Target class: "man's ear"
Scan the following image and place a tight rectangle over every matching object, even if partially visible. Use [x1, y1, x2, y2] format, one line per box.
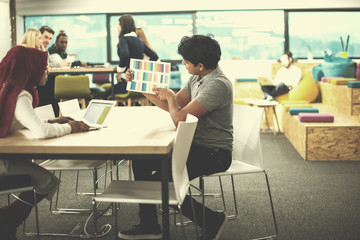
[198, 63, 204, 71]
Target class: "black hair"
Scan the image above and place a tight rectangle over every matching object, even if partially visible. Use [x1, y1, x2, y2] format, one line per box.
[177, 34, 221, 70]
[118, 14, 136, 37]
[39, 25, 54, 35]
[55, 30, 67, 43]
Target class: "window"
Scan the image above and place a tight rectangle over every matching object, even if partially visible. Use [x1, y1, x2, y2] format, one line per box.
[289, 11, 360, 59]
[25, 15, 107, 63]
[109, 13, 194, 62]
[196, 11, 284, 60]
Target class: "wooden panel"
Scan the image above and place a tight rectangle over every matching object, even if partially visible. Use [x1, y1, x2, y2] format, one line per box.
[283, 111, 306, 159]
[233, 82, 264, 99]
[352, 104, 360, 115]
[320, 82, 352, 115]
[352, 88, 360, 104]
[307, 127, 360, 161]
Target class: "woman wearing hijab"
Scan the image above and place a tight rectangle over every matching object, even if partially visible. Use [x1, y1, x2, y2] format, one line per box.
[0, 45, 89, 239]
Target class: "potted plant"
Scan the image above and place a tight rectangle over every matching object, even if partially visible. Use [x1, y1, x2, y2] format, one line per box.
[340, 35, 350, 58]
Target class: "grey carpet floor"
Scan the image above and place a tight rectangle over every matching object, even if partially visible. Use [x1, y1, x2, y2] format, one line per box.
[1, 132, 360, 240]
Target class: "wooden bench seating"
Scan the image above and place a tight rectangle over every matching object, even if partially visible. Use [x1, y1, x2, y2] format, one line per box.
[282, 103, 360, 161]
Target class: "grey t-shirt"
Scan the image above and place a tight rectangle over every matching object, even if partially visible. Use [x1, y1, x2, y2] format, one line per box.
[184, 66, 233, 151]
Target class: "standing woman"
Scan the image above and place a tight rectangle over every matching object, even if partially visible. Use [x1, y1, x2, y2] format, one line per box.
[103, 14, 159, 100]
[0, 46, 89, 239]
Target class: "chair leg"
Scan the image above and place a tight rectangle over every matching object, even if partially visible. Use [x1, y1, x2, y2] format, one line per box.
[265, 172, 278, 237]
[229, 175, 239, 219]
[33, 190, 40, 240]
[177, 205, 188, 240]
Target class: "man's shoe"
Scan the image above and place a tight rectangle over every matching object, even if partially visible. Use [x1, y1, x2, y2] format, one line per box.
[118, 223, 162, 240]
[197, 212, 228, 240]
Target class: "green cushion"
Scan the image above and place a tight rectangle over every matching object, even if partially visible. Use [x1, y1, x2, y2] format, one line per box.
[236, 78, 258, 82]
[289, 107, 319, 115]
[347, 81, 360, 88]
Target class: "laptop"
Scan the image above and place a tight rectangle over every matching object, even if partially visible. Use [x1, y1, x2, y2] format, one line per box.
[81, 99, 117, 130]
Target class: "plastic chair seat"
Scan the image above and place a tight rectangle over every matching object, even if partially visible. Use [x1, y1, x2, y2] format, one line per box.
[205, 160, 263, 177]
[40, 160, 107, 171]
[94, 180, 179, 205]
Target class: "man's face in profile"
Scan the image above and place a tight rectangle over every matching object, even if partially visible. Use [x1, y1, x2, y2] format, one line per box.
[41, 30, 53, 48]
[280, 54, 291, 68]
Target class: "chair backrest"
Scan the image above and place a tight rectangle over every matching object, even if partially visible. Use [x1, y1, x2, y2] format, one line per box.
[35, 104, 55, 119]
[92, 73, 110, 85]
[58, 99, 81, 116]
[233, 104, 265, 170]
[54, 75, 91, 99]
[172, 114, 198, 204]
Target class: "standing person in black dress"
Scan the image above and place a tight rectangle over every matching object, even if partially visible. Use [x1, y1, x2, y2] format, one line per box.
[103, 14, 158, 100]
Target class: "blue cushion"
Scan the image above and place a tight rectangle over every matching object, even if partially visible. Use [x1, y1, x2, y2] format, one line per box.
[347, 81, 360, 88]
[236, 78, 258, 82]
[289, 107, 319, 115]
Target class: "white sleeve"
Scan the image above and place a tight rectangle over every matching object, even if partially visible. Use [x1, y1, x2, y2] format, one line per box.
[49, 53, 63, 68]
[13, 91, 72, 139]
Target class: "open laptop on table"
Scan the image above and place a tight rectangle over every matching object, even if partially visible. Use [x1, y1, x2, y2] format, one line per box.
[81, 99, 116, 130]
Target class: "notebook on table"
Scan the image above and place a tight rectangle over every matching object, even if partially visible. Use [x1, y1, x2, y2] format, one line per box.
[81, 99, 116, 130]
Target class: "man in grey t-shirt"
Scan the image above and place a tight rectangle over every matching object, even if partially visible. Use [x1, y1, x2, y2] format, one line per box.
[121, 34, 233, 240]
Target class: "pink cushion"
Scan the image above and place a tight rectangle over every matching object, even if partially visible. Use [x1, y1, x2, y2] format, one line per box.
[298, 113, 334, 122]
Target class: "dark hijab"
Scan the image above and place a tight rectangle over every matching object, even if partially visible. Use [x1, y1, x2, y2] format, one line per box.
[0, 45, 48, 137]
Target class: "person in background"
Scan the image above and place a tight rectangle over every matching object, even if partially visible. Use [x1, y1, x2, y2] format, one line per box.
[122, 34, 233, 240]
[48, 30, 87, 68]
[40, 26, 70, 68]
[135, 27, 157, 60]
[103, 14, 158, 100]
[0, 45, 89, 239]
[260, 50, 302, 101]
[20, 28, 45, 51]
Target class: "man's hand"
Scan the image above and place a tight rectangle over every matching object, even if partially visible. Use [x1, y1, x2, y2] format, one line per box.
[48, 116, 74, 124]
[152, 88, 175, 101]
[68, 121, 90, 133]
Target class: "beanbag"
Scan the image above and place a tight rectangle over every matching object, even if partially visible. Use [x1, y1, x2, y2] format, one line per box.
[312, 51, 357, 81]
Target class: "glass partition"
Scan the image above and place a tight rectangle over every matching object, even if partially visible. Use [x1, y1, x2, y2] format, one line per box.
[25, 15, 107, 63]
[289, 11, 360, 59]
[196, 11, 284, 60]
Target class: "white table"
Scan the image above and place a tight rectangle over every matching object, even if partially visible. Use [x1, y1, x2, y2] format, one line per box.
[0, 106, 176, 239]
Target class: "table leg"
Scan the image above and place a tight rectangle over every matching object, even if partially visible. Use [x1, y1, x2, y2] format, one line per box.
[161, 155, 170, 239]
[111, 73, 115, 100]
[272, 106, 280, 136]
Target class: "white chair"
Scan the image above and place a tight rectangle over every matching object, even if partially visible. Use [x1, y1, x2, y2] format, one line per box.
[58, 98, 80, 116]
[201, 104, 278, 239]
[0, 174, 40, 239]
[92, 114, 199, 239]
[35, 102, 110, 215]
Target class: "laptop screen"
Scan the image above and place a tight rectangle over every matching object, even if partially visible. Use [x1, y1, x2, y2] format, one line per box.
[83, 100, 116, 125]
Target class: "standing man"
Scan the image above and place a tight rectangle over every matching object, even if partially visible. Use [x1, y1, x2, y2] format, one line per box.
[260, 51, 302, 101]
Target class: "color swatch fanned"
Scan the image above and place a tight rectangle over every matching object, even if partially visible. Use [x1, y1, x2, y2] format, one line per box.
[127, 59, 171, 94]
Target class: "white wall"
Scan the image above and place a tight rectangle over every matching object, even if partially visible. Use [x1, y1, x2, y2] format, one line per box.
[16, 0, 360, 16]
[0, 0, 10, 60]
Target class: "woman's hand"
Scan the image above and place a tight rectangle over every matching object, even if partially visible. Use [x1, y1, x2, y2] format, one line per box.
[68, 121, 90, 133]
[125, 69, 134, 82]
[48, 116, 74, 124]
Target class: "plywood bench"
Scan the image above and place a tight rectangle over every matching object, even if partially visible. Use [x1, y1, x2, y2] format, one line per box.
[320, 82, 360, 116]
[283, 103, 360, 161]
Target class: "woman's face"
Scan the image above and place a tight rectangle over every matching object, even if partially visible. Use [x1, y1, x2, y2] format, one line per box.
[35, 32, 42, 49]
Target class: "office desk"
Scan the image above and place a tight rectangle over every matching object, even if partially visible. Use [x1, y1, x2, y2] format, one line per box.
[0, 106, 176, 239]
[49, 66, 118, 99]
